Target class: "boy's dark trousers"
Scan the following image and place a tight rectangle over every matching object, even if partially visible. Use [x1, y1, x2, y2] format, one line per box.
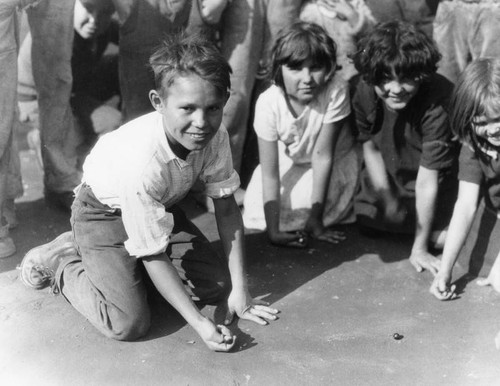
[55, 183, 230, 341]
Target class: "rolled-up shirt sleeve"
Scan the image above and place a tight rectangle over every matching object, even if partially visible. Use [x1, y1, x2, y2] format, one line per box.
[458, 143, 483, 185]
[323, 79, 351, 124]
[420, 103, 455, 171]
[351, 78, 377, 143]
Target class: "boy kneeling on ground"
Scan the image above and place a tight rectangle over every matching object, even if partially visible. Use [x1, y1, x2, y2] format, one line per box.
[18, 33, 278, 351]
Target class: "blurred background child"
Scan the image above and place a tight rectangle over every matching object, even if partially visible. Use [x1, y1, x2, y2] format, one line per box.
[431, 58, 500, 300]
[351, 21, 458, 274]
[18, 0, 120, 211]
[243, 22, 358, 248]
[433, 0, 500, 84]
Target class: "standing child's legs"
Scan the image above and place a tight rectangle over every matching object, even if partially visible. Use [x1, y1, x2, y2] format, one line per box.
[0, 0, 25, 258]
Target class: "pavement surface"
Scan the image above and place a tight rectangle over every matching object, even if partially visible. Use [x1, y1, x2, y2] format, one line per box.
[1, 122, 500, 386]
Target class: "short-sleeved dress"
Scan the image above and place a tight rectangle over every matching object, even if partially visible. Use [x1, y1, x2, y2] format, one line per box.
[351, 73, 458, 233]
[454, 141, 500, 278]
[243, 75, 359, 232]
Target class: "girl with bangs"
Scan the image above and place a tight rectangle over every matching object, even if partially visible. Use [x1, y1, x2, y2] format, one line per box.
[431, 58, 500, 301]
[351, 21, 458, 274]
[243, 21, 359, 248]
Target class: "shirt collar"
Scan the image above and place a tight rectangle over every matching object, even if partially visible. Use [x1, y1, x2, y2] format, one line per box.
[155, 112, 191, 167]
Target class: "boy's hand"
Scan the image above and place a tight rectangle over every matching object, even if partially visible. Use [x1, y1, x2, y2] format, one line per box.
[224, 290, 279, 326]
[196, 317, 236, 352]
[430, 273, 456, 300]
[409, 250, 440, 275]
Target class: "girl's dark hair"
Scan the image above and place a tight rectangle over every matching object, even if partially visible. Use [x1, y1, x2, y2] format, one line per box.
[450, 58, 500, 144]
[149, 33, 232, 97]
[351, 20, 441, 85]
[269, 21, 338, 89]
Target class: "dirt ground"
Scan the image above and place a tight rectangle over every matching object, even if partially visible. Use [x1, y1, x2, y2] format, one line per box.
[1, 123, 500, 386]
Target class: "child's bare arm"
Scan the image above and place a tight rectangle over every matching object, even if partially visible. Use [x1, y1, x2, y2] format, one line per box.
[259, 137, 304, 247]
[213, 195, 279, 325]
[362, 140, 405, 223]
[410, 165, 440, 275]
[430, 181, 479, 300]
[306, 118, 346, 244]
[143, 255, 235, 351]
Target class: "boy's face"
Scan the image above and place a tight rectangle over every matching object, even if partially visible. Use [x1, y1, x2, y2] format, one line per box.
[374, 75, 421, 111]
[74, 0, 114, 39]
[281, 61, 330, 106]
[472, 114, 500, 147]
[149, 74, 228, 159]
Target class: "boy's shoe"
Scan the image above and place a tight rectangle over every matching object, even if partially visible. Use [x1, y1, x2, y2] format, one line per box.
[18, 231, 77, 290]
[0, 236, 16, 259]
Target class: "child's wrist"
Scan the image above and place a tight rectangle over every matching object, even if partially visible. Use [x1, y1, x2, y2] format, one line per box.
[191, 314, 211, 333]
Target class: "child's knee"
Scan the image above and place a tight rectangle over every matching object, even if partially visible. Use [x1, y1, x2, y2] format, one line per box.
[105, 309, 151, 341]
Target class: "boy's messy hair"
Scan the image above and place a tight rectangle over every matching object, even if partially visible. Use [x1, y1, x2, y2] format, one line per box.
[352, 20, 440, 85]
[450, 58, 500, 144]
[149, 33, 231, 97]
[270, 21, 338, 88]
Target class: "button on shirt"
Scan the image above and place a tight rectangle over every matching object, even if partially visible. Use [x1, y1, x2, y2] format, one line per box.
[81, 112, 240, 257]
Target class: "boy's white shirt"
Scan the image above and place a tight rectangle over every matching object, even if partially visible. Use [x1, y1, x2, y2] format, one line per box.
[80, 111, 240, 258]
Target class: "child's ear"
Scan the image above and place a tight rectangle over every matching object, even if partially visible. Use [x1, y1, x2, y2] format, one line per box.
[223, 91, 230, 106]
[149, 90, 164, 111]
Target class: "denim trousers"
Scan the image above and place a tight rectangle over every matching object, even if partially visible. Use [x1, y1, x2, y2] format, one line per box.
[433, 0, 500, 83]
[56, 183, 230, 341]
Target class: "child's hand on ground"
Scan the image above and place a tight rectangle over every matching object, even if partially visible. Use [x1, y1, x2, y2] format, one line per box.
[305, 219, 346, 244]
[476, 254, 500, 292]
[268, 230, 308, 248]
[429, 272, 456, 300]
[196, 316, 236, 352]
[409, 249, 440, 275]
[224, 290, 279, 326]
[309, 227, 346, 244]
